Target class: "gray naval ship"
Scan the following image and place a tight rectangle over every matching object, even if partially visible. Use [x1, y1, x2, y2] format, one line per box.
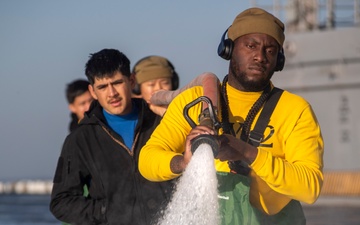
[254, 0, 360, 197]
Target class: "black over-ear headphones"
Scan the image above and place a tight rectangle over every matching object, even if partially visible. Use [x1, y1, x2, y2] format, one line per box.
[275, 48, 285, 72]
[132, 57, 179, 95]
[217, 28, 233, 61]
[217, 27, 285, 72]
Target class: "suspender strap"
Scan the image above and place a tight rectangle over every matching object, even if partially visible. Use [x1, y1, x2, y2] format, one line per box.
[248, 87, 284, 147]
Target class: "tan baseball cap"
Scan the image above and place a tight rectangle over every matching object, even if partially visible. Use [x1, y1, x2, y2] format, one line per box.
[228, 8, 285, 46]
[133, 56, 174, 84]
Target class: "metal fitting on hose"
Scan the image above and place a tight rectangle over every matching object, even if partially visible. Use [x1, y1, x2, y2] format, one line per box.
[198, 108, 216, 130]
[184, 96, 221, 157]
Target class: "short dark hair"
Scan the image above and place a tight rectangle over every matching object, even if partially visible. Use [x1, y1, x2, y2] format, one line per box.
[85, 49, 131, 85]
[66, 79, 90, 104]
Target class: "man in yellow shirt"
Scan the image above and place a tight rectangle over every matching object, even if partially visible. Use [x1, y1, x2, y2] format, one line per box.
[139, 8, 324, 225]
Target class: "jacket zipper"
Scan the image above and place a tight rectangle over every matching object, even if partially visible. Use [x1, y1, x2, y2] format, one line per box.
[101, 126, 139, 156]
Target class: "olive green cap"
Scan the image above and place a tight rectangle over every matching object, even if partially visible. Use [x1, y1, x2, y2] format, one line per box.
[133, 56, 173, 84]
[228, 8, 285, 46]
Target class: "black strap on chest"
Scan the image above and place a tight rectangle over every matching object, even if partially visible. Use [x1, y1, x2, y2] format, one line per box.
[224, 86, 284, 175]
[247, 87, 283, 147]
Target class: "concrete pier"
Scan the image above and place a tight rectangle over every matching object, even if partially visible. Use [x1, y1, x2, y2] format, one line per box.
[0, 180, 53, 195]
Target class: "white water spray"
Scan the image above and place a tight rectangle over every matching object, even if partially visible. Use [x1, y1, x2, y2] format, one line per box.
[156, 143, 220, 225]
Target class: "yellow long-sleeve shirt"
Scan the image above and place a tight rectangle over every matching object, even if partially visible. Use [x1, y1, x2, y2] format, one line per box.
[139, 83, 323, 215]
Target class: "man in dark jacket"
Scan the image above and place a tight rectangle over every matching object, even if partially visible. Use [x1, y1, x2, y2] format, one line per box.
[50, 49, 174, 225]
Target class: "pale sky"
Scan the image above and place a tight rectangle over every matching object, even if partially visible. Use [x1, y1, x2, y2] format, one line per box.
[0, 0, 258, 181]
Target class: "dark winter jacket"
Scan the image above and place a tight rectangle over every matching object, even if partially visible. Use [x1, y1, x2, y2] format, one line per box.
[69, 113, 79, 132]
[50, 99, 175, 225]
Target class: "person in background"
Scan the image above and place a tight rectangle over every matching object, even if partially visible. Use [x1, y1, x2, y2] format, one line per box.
[62, 79, 93, 225]
[65, 79, 93, 132]
[50, 49, 174, 225]
[132, 55, 179, 116]
[139, 8, 324, 225]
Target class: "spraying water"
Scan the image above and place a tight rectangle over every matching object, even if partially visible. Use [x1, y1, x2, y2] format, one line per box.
[156, 143, 220, 225]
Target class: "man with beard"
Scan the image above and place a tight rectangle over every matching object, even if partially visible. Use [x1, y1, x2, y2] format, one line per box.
[139, 8, 324, 225]
[50, 49, 174, 225]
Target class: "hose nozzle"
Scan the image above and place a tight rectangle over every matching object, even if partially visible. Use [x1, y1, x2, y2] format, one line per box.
[191, 134, 219, 157]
